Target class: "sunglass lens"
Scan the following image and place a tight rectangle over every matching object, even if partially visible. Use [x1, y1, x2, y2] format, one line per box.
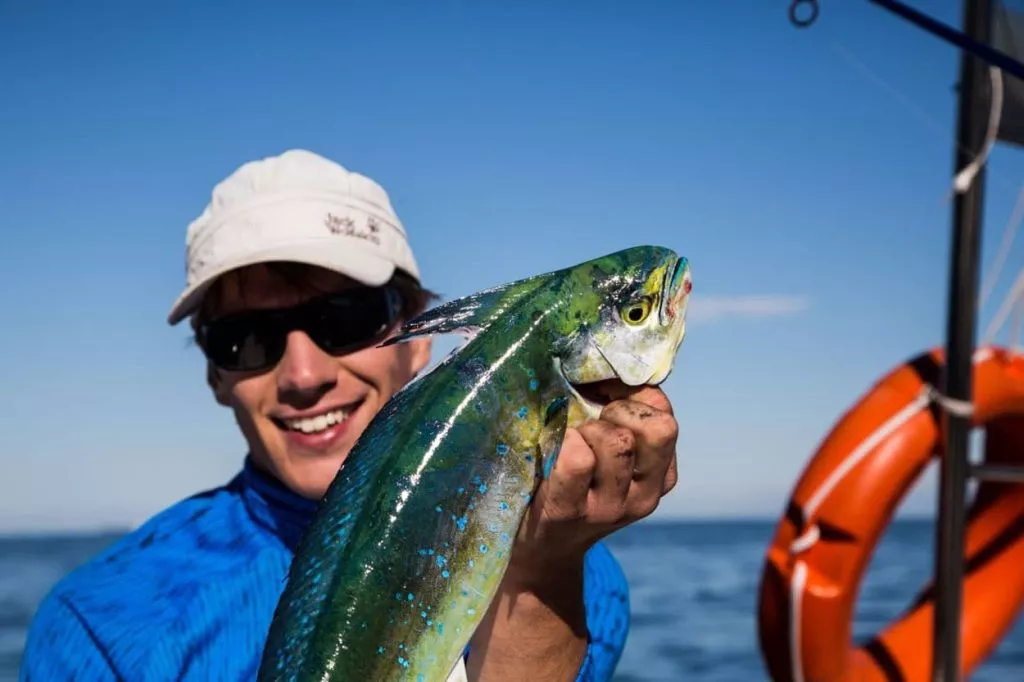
[202, 318, 282, 371]
[312, 290, 398, 353]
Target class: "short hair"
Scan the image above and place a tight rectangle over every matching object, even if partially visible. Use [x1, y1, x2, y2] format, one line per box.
[192, 262, 440, 330]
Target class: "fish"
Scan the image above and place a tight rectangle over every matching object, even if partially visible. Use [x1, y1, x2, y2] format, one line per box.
[257, 244, 693, 682]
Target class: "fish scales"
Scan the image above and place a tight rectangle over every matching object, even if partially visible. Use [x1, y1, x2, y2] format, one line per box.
[265, 301, 565, 681]
[259, 245, 692, 682]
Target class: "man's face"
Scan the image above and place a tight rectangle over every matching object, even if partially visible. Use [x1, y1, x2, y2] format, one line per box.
[199, 263, 432, 500]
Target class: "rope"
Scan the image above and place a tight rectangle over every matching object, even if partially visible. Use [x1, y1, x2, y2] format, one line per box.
[1012, 295, 1024, 351]
[983, 268, 1024, 344]
[952, 66, 1004, 196]
[979, 184, 1024, 309]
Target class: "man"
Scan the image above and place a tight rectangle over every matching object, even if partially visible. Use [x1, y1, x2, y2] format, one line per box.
[20, 149, 680, 681]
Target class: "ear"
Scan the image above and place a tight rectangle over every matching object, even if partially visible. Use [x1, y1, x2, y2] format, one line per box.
[206, 361, 232, 407]
[406, 336, 432, 377]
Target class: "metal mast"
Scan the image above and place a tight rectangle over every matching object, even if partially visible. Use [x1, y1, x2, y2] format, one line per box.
[932, 0, 992, 679]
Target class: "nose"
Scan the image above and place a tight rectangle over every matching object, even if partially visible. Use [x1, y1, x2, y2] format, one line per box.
[276, 331, 338, 409]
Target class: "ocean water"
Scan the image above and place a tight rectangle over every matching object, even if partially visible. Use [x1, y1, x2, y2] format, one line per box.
[2, 520, 1023, 681]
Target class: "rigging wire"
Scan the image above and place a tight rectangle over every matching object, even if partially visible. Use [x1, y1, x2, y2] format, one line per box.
[795, 10, 1024, 347]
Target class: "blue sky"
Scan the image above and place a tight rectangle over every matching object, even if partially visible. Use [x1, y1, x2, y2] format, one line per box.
[3, 0, 1024, 532]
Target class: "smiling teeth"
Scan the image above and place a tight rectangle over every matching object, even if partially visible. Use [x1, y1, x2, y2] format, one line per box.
[285, 409, 348, 434]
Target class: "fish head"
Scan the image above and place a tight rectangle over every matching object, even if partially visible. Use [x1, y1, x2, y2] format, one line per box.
[554, 246, 691, 420]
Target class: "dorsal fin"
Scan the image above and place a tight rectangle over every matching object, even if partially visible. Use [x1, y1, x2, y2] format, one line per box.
[380, 272, 550, 346]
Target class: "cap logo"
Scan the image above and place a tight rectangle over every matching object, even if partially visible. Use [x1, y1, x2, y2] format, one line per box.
[325, 212, 381, 245]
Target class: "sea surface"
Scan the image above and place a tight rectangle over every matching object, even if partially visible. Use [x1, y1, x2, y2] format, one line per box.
[2, 519, 1023, 681]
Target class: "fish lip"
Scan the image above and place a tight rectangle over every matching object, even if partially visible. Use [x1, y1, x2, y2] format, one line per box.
[660, 255, 682, 324]
[552, 358, 608, 420]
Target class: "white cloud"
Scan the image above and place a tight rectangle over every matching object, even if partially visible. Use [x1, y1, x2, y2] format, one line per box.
[687, 294, 811, 324]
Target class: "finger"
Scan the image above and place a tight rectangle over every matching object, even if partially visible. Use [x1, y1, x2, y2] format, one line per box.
[663, 451, 679, 495]
[600, 399, 678, 483]
[577, 420, 635, 522]
[591, 382, 674, 416]
[537, 428, 595, 521]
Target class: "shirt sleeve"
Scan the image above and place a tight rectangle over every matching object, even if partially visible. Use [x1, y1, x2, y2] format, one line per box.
[576, 541, 631, 682]
[19, 592, 119, 682]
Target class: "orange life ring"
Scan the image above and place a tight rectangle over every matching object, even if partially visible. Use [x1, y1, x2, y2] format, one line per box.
[757, 345, 1024, 682]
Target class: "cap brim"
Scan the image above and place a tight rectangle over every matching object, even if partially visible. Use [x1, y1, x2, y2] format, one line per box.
[166, 241, 397, 325]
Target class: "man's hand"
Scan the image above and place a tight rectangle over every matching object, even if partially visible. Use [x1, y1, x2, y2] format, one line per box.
[508, 382, 679, 585]
[467, 383, 679, 681]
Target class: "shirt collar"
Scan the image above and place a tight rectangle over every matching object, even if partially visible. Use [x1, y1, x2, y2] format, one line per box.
[239, 456, 320, 550]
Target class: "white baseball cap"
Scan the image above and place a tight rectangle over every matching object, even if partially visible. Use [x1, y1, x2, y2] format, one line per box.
[167, 149, 421, 325]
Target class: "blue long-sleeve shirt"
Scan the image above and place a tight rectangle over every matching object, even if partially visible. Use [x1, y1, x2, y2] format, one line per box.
[20, 458, 631, 681]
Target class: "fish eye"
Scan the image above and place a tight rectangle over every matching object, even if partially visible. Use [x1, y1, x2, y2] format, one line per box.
[621, 297, 654, 326]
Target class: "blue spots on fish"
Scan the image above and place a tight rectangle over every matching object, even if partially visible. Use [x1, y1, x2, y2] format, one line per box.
[479, 543, 489, 554]
[436, 555, 447, 568]
[517, 406, 529, 419]
[529, 378, 539, 391]
[442, 569, 450, 579]
[435, 505, 442, 513]
[478, 482, 488, 494]
[455, 515, 468, 531]
[498, 501, 509, 511]
[496, 443, 509, 457]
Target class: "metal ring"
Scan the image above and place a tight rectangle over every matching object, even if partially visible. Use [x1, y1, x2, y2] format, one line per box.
[789, 0, 819, 28]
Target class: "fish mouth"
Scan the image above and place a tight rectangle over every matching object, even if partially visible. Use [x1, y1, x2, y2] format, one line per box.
[554, 358, 626, 419]
[659, 255, 684, 324]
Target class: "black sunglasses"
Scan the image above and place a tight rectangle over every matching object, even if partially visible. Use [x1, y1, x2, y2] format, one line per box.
[195, 286, 404, 372]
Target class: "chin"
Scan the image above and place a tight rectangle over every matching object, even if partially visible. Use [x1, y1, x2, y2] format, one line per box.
[289, 451, 354, 500]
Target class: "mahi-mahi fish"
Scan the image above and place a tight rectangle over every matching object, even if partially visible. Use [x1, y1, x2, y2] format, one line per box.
[257, 244, 693, 682]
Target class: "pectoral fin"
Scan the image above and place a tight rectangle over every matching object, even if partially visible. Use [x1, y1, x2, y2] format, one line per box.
[539, 395, 569, 480]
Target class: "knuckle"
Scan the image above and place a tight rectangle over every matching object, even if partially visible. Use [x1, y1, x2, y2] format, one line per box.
[645, 413, 679, 447]
[612, 427, 636, 456]
[561, 445, 597, 478]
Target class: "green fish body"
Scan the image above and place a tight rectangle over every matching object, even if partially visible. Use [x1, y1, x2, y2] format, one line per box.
[257, 245, 692, 682]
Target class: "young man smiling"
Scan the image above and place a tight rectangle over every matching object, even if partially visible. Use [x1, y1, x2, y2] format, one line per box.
[20, 149, 680, 681]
